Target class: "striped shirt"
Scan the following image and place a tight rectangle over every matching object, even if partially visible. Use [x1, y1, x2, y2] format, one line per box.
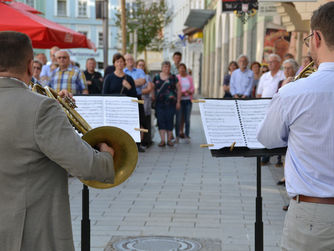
[48, 65, 87, 94]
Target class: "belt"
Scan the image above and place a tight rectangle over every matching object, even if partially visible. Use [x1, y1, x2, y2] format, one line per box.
[293, 195, 334, 204]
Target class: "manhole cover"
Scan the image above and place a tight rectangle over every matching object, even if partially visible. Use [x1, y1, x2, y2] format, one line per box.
[112, 236, 202, 251]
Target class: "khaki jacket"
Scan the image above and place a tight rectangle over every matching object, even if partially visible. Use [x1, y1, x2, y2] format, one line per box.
[0, 78, 114, 251]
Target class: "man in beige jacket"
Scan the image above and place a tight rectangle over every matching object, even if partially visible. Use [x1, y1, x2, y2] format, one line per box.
[0, 31, 115, 250]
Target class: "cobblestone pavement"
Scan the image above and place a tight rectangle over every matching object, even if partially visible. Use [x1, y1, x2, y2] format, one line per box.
[69, 103, 289, 251]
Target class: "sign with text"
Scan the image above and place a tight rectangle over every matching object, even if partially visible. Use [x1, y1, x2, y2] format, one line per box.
[222, 0, 258, 12]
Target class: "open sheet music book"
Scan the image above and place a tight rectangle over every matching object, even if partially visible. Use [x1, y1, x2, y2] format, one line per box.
[73, 96, 141, 142]
[199, 99, 272, 150]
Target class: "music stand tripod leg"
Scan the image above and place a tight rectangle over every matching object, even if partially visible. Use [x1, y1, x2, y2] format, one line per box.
[81, 184, 90, 251]
[255, 156, 263, 251]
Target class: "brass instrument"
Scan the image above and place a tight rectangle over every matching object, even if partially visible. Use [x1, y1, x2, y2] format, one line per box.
[294, 61, 316, 81]
[31, 83, 138, 189]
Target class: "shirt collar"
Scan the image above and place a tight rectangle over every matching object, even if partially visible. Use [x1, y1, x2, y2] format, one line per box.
[317, 62, 334, 71]
[124, 67, 136, 72]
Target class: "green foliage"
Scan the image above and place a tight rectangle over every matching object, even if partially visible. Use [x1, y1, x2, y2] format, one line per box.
[115, 0, 172, 53]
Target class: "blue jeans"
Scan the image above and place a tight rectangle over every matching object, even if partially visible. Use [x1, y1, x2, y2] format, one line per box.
[175, 100, 192, 137]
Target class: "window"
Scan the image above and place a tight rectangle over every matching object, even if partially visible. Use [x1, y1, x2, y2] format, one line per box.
[78, 0, 88, 17]
[57, 0, 67, 16]
[26, 0, 35, 8]
[98, 32, 103, 48]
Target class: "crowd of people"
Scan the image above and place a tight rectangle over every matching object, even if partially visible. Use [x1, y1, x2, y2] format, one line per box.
[31, 49, 194, 152]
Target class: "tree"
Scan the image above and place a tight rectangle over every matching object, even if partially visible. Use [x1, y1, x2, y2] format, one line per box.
[115, 0, 172, 59]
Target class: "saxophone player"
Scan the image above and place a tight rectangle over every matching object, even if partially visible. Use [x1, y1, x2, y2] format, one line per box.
[257, 2, 334, 250]
[0, 31, 114, 251]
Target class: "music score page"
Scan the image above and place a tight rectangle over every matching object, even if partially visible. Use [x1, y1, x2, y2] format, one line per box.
[199, 99, 271, 150]
[74, 96, 141, 142]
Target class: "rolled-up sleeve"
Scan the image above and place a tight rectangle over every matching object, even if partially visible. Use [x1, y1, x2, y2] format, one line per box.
[257, 93, 289, 149]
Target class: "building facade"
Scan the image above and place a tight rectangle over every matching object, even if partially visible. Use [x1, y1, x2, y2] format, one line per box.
[18, 0, 120, 72]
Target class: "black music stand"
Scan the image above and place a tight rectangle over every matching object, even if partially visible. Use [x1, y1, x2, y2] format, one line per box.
[211, 147, 287, 251]
[82, 184, 90, 251]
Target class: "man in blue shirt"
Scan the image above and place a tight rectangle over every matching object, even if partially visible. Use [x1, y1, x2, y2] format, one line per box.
[257, 2, 334, 250]
[124, 53, 147, 152]
[230, 55, 254, 98]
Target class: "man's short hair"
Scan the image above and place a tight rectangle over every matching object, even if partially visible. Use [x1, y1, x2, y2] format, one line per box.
[86, 58, 96, 63]
[0, 31, 33, 74]
[268, 53, 281, 62]
[173, 51, 182, 58]
[55, 50, 70, 58]
[237, 54, 249, 63]
[311, 1, 334, 49]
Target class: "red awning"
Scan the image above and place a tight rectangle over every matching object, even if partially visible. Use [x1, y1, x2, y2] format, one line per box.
[0, 2, 96, 50]
[9, 1, 43, 14]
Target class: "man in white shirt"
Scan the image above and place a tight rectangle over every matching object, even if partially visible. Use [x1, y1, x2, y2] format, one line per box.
[256, 54, 285, 98]
[257, 2, 334, 250]
[230, 55, 254, 98]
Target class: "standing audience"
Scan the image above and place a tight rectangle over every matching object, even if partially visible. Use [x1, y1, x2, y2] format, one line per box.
[230, 55, 254, 98]
[102, 53, 137, 97]
[40, 46, 60, 85]
[136, 59, 154, 148]
[250, 61, 262, 97]
[222, 61, 238, 98]
[152, 61, 181, 147]
[48, 50, 88, 94]
[124, 54, 147, 152]
[175, 63, 194, 144]
[84, 58, 103, 94]
[171, 51, 182, 75]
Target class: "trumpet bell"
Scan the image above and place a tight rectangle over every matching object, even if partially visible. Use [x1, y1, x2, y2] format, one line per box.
[80, 126, 138, 189]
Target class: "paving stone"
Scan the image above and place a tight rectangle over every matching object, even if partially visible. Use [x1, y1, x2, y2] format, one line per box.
[69, 104, 288, 250]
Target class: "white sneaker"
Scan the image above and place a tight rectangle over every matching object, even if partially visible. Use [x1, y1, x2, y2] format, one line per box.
[185, 137, 191, 144]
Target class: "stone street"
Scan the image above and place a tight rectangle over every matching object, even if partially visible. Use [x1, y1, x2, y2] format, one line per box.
[69, 103, 289, 251]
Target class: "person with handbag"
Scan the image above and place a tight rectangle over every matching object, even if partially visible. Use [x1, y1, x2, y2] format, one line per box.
[102, 53, 137, 97]
[152, 61, 181, 147]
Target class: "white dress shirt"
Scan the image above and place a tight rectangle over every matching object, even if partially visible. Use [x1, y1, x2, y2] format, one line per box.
[256, 70, 285, 98]
[257, 62, 334, 198]
[230, 68, 254, 96]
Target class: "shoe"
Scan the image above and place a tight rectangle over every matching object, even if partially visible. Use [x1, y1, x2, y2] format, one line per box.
[185, 137, 191, 144]
[137, 145, 146, 152]
[180, 132, 185, 139]
[282, 204, 289, 211]
[158, 142, 166, 147]
[277, 180, 285, 186]
[167, 141, 174, 147]
[261, 162, 269, 166]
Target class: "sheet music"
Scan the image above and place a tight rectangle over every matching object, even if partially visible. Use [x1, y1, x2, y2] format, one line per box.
[199, 100, 245, 150]
[74, 96, 140, 142]
[237, 99, 271, 149]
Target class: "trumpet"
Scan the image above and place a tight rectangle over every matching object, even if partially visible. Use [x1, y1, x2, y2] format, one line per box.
[31, 83, 138, 189]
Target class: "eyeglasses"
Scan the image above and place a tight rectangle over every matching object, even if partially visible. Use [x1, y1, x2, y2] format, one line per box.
[304, 32, 314, 48]
[33, 66, 41, 70]
[57, 56, 68, 60]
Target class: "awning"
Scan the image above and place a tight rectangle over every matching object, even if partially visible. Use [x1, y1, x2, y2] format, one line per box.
[184, 9, 215, 29]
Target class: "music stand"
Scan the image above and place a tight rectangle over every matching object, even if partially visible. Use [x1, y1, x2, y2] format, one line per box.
[211, 147, 287, 251]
